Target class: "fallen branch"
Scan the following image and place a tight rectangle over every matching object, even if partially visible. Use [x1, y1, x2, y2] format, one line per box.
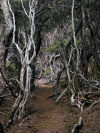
[55, 87, 68, 104]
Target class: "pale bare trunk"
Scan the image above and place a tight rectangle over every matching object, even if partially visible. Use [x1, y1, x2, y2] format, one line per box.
[6, 0, 37, 122]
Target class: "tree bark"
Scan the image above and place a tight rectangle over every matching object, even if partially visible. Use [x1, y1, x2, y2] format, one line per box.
[80, 0, 88, 77]
[0, 0, 13, 96]
[0, 26, 5, 96]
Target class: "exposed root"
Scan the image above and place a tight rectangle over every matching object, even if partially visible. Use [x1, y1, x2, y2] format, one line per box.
[90, 99, 100, 108]
[55, 87, 68, 104]
[19, 115, 31, 128]
[71, 117, 83, 133]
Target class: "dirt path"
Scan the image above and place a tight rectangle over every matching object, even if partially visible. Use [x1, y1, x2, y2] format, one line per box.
[7, 84, 68, 133]
[4, 83, 100, 133]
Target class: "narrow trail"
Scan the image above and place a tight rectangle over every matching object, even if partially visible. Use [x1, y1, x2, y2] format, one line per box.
[8, 84, 68, 133]
[5, 83, 100, 133]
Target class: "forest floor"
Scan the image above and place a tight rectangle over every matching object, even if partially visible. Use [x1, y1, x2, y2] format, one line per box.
[0, 80, 100, 133]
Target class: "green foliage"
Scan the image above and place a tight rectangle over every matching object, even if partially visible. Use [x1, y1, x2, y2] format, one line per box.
[3, 111, 8, 126]
[93, 0, 100, 10]
[76, 39, 81, 46]
[94, 65, 98, 80]
[45, 40, 60, 52]
[6, 61, 16, 71]
[63, 39, 68, 46]
[36, 64, 40, 69]
[43, 67, 51, 76]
